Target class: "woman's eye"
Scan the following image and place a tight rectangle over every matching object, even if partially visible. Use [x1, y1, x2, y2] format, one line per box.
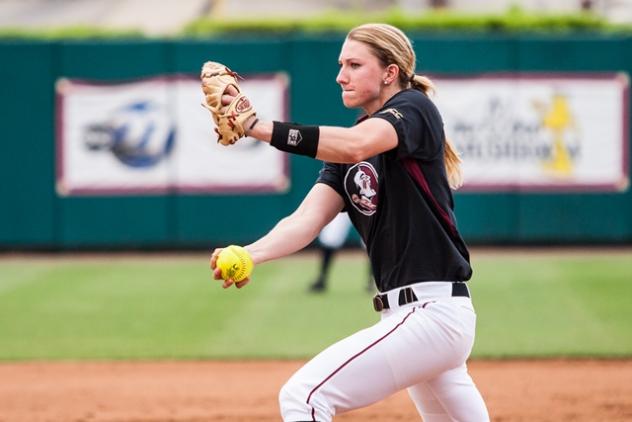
[350, 63, 361, 69]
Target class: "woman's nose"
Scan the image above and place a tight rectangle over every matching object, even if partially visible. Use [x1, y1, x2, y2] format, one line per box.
[336, 68, 347, 85]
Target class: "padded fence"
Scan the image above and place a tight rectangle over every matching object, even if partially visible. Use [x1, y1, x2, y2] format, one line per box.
[0, 34, 630, 249]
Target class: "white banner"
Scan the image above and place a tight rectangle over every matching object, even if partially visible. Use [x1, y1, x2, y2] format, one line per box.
[433, 73, 629, 192]
[56, 75, 289, 195]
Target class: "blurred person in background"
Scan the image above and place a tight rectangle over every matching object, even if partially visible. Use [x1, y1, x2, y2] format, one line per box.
[309, 212, 373, 293]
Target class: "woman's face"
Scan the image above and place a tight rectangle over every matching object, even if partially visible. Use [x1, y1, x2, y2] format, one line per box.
[336, 39, 386, 112]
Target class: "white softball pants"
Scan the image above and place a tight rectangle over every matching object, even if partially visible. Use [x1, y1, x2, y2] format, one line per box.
[279, 282, 489, 422]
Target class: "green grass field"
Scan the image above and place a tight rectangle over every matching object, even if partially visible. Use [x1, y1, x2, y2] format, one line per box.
[1, 250, 631, 360]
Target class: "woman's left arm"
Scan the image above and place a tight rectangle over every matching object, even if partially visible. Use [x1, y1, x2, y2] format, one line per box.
[248, 117, 398, 163]
[219, 84, 398, 163]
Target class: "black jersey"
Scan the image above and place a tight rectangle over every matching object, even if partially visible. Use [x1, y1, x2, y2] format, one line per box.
[316, 89, 472, 292]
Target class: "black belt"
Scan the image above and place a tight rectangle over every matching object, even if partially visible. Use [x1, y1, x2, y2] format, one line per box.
[372, 282, 470, 312]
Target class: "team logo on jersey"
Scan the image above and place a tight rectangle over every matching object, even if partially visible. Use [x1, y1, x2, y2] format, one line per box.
[379, 108, 403, 120]
[344, 162, 379, 216]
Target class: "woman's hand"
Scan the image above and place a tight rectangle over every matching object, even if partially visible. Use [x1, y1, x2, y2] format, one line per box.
[220, 84, 238, 107]
[210, 247, 251, 289]
[220, 85, 259, 136]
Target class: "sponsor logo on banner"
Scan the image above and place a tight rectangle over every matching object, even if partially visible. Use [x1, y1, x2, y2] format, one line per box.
[432, 73, 629, 192]
[83, 100, 175, 168]
[56, 74, 289, 196]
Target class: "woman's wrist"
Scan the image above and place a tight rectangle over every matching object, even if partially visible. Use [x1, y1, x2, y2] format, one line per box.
[245, 117, 273, 142]
[244, 115, 258, 135]
[244, 244, 268, 266]
[270, 122, 320, 158]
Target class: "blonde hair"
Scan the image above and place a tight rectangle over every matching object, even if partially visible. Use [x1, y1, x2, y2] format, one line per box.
[347, 23, 463, 190]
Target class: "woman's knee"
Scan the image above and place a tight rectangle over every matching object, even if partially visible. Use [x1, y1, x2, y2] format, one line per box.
[278, 378, 301, 413]
[279, 378, 311, 421]
[279, 377, 334, 422]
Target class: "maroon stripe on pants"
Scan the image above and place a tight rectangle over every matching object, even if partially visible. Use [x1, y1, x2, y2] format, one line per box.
[306, 307, 417, 421]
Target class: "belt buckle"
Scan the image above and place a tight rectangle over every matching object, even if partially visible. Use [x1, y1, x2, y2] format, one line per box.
[372, 295, 384, 312]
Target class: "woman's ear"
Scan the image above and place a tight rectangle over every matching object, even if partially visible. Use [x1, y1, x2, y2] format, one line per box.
[383, 64, 400, 85]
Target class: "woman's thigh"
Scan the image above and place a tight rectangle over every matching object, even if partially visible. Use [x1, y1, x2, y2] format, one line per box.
[407, 363, 489, 422]
[280, 300, 476, 420]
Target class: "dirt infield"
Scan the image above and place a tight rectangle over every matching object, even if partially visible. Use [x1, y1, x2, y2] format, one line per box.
[1, 360, 631, 421]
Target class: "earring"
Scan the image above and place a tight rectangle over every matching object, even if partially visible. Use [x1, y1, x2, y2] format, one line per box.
[383, 80, 389, 85]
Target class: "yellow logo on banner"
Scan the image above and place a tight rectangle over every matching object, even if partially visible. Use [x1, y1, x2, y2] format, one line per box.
[534, 93, 576, 176]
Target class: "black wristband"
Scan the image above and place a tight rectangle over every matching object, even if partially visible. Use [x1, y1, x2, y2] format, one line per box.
[270, 121, 319, 158]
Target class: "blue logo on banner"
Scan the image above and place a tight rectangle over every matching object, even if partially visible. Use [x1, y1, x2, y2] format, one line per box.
[84, 101, 176, 168]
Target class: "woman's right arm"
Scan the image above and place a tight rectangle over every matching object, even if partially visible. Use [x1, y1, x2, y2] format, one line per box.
[244, 183, 345, 265]
[211, 183, 344, 288]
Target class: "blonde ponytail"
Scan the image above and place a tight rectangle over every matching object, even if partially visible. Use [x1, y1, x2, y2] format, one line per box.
[409, 74, 435, 96]
[444, 137, 463, 190]
[410, 74, 463, 190]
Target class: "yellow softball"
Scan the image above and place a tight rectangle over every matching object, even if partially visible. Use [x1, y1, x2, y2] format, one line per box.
[216, 245, 254, 282]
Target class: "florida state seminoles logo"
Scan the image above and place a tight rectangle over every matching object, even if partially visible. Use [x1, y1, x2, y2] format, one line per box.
[344, 162, 379, 216]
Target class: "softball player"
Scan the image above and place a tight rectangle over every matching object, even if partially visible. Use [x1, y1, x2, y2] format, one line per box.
[211, 23, 489, 421]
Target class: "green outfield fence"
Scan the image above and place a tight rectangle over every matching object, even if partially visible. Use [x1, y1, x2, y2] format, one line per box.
[1, 34, 631, 249]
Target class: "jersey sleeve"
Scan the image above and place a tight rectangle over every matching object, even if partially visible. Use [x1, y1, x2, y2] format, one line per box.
[316, 162, 346, 200]
[370, 91, 443, 160]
